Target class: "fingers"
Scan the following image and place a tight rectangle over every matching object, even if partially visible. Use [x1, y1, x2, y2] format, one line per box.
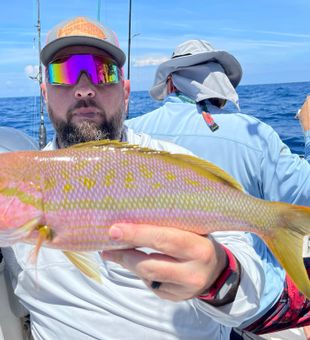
[101, 248, 208, 300]
[107, 223, 211, 261]
[145, 281, 194, 301]
[101, 248, 182, 285]
[101, 249, 192, 300]
[143, 280, 185, 301]
[101, 223, 228, 301]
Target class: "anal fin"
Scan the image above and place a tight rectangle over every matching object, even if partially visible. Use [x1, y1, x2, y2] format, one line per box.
[63, 251, 102, 283]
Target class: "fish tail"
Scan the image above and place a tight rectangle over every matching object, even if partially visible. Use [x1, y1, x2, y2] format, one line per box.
[264, 203, 310, 299]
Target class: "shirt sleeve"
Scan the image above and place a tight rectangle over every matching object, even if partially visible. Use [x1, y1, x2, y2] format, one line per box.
[192, 232, 285, 327]
[304, 130, 310, 162]
[244, 275, 310, 334]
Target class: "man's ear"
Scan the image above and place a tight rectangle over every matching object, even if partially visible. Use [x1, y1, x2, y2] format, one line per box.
[123, 79, 130, 112]
[41, 83, 47, 103]
[167, 76, 176, 94]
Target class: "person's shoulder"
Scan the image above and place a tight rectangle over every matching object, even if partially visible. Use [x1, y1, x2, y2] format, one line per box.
[152, 138, 195, 155]
[125, 106, 165, 128]
[236, 113, 273, 127]
[224, 112, 266, 124]
[223, 112, 276, 136]
[126, 128, 194, 155]
[126, 97, 194, 130]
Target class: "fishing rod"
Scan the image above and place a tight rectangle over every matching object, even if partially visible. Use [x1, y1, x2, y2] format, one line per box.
[35, 0, 46, 149]
[97, 0, 133, 115]
[97, 0, 102, 22]
[97, 0, 132, 80]
[127, 0, 132, 82]
[126, 0, 133, 116]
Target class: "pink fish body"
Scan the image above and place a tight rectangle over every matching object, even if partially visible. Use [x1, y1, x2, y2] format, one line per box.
[0, 140, 308, 297]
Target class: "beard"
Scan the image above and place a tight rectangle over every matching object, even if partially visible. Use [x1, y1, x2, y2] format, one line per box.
[48, 99, 125, 148]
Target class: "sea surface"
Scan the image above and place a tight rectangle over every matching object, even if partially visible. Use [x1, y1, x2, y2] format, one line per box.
[0, 81, 310, 155]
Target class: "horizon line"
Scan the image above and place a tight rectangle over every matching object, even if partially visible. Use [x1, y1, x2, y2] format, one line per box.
[0, 79, 310, 99]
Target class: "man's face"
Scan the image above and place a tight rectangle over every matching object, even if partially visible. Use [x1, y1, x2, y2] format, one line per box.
[41, 46, 130, 148]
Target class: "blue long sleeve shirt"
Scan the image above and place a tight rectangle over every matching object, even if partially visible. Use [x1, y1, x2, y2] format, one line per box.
[126, 94, 310, 327]
[126, 95, 310, 204]
[305, 130, 310, 162]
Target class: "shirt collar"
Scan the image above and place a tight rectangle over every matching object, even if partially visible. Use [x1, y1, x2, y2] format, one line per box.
[165, 93, 227, 115]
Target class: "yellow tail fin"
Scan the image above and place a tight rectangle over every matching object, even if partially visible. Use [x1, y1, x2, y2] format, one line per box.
[264, 204, 310, 298]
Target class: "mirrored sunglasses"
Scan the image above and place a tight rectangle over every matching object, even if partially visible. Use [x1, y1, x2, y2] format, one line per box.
[47, 54, 121, 86]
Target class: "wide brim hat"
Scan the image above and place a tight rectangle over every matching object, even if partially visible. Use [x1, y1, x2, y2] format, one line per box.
[41, 16, 126, 67]
[150, 40, 242, 101]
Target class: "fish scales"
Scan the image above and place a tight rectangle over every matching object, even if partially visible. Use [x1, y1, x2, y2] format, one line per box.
[32, 147, 274, 250]
[0, 141, 308, 297]
[1, 146, 278, 249]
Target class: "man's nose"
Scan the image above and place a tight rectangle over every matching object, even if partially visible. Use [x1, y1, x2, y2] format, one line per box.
[74, 73, 96, 99]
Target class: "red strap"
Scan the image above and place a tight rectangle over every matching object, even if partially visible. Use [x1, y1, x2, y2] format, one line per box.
[198, 245, 238, 301]
[202, 111, 215, 125]
[202, 111, 219, 132]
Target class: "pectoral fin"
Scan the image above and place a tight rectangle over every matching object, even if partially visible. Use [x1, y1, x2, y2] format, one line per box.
[0, 216, 41, 246]
[30, 225, 55, 264]
[63, 251, 102, 283]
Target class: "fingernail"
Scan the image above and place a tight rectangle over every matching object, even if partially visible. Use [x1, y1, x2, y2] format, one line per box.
[109, 225, 123, 241]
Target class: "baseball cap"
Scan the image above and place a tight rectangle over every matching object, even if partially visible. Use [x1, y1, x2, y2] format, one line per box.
[41, 16, 126, 67]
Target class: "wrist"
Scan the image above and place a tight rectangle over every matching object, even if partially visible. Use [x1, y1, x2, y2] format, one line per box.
[198, 245, 240, 306]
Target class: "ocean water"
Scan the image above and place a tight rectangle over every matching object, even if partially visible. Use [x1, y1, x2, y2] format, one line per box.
[0, 81, 310, 155]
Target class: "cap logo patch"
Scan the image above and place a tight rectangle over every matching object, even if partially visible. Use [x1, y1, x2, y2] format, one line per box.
[57, 17, 106, 40]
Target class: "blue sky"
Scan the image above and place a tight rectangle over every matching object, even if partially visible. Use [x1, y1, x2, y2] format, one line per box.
[1, 0, 310, 97]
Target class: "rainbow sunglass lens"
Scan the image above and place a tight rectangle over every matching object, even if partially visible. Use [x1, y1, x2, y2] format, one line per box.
[48, 54, 120, 86]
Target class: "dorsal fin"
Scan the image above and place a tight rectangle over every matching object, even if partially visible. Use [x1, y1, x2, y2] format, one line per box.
[69, 140, 168, 153]
[69, 140, 129, 149]
[161, 153, 244, 191]
[69, 140, 243, 191]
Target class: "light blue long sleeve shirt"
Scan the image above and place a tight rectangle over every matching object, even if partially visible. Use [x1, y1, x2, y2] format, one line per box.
[126, 94, 310, 327]
[126, 95, 310, 203]
[305, 130, 310, 162]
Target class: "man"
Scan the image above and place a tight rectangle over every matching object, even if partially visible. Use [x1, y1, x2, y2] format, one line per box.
[126, 40, 310, 334]
[126, 39, 310, 201]
[8, 17, 305, 339]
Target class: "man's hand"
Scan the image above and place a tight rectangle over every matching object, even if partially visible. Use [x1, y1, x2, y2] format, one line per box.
[297, 95, 310, 131]
[101, 223, 227, 301]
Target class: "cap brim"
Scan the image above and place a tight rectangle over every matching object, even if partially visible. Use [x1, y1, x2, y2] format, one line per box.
[41, 36, 126, 67]
[150, 50, 242, 101]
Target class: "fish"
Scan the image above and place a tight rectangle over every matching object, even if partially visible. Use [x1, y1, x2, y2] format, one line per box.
[0, 140, 309, 298]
